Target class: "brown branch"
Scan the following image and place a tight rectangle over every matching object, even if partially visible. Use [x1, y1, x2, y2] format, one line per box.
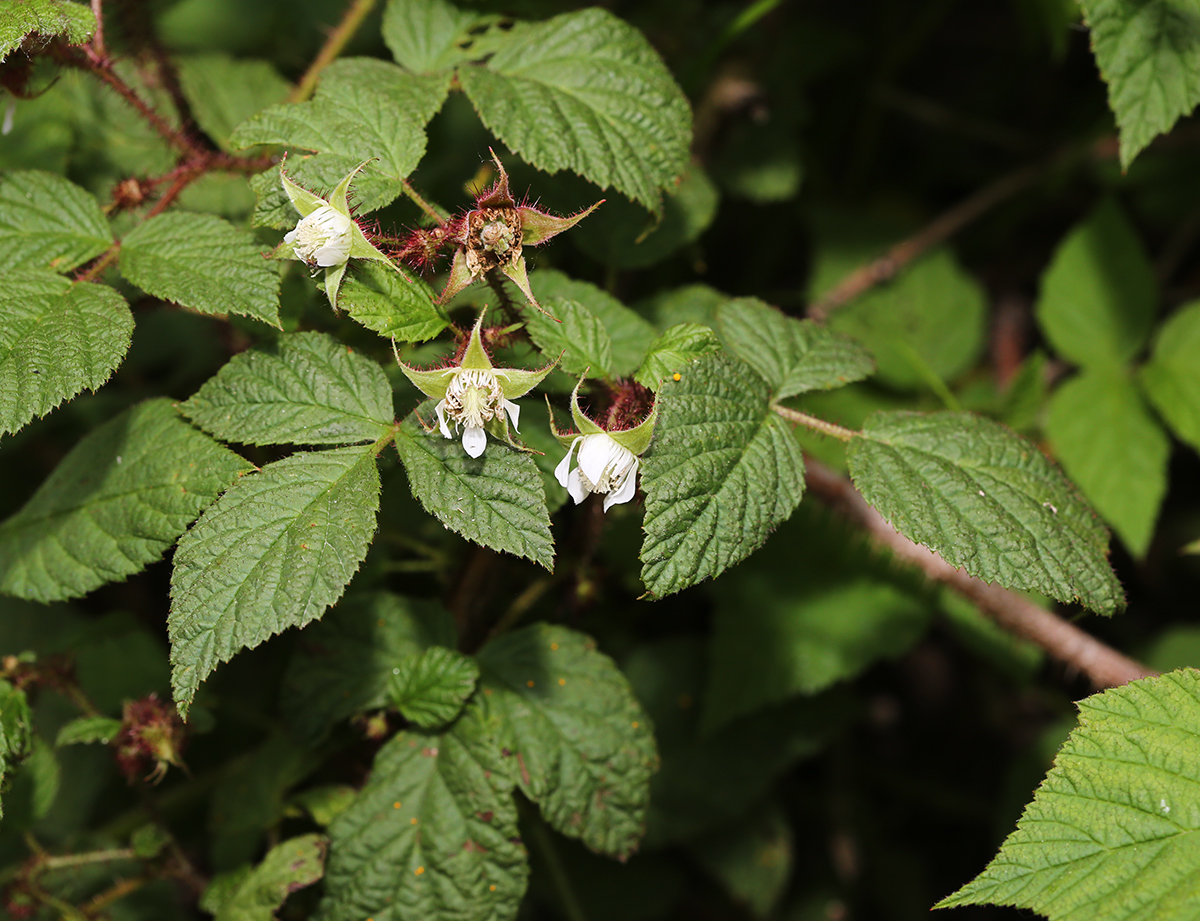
[803, 458, 1156, 690]
[289, 0, 380, 104]
[806, 136, 1119, 321]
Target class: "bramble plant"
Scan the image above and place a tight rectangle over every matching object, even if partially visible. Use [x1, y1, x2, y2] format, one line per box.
[2, 1, 1200, 920]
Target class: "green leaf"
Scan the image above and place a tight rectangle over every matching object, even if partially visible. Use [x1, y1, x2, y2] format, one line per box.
[169, 446, 381, 716]
[1141, 300, 1200, 453]
[938, 668, 1200, 919]
[634, 323, 721, 390]
[119, 211, 281, 327]
[318, 704, 528, 921]
[456, 8, 692, 213]
[0, 399, 252, 602]
[395, 413, 554, 569]
[847, 411, 1125, 615]
[287, 785, 357, 828]
[530, 270, 655, 377]
[640, 353, 807, 597]
[688, 801, 793, 918]
[203, 834, 326, 921]
[180, 332, 395, 447]
[390, 646, 479, 729]
[1045, 369, 1169, 557]
[717, 297, 875, 400]
[1036, 199, 1157, 368]
[232, 58, 450, 225]
[1078, 0, 1200, 168]
[824, 247, 986, 390]
[570, 163, 718, 268]
[338, 261, 448, 343]
[520, 298, 613, 380]
[175, 54, 291, 151]
[282, 592, 456, 745]
[0, 170, 112, 272]
[0, 0, 94, 61]
[55, 716, 122, 747]
[382, 0, 481, 74]
[0, 679, 33, 815]
[477, 623, 658, 857]
[0, 271, 132, 435]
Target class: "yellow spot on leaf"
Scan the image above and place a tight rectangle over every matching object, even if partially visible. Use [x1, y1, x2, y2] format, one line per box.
[632, 721, 640, 728]
[415, 866, 425, 876]
[526, 680, 535, 688]
[672, 372, 681, 381]
[550, 642, 559, 650]
[393, 802, 402, 809]
[411, 817, 418, 825]
[558, 678, 566, 686]
[489, 885, 497, 892]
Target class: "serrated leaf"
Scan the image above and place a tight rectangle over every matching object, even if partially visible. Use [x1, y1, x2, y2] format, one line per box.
[181, 332, 394, 447]
[395, 413, 553, 569]
[1045, 369, 1169, 557]
[175, 54, 290, 151]
[1036, 199, 1156, 368]
[338, 261, 448, 343]
[204, 834, 326, 921]
[0, 271, 132, 435]
[1141, 300, 1200, 453]
[390, 646, 479, 729]
[0, 399, 252, 602]
[456, 8, 692, 213]
[847, 410, 1124, 615]
[55, 716, 122, 747]
[530, 270, 655, 377]
[119, 211, 281, 327]
[0, 0, 95, 61]
[1079, 0, 1200, 167]
[634, 323, 721, 389]
[169, 446, 381, 716]
[281, 592, 456, 745]
[0, 170, 112, 272]
[0, 679, 32, 815]
[382, 0, 481, 74]
[640, 353, 806, 597]
[318, 704, 528, 921]
[232, 58, 450, 226]
[477, 623, 658, 857]
[520, 298, 613, 380]
[717, 297, 874, 399]
[938, 668, 1200, 919]
[823, 247, 986, 390]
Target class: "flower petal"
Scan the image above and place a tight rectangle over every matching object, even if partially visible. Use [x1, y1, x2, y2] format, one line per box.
[462, 425, 487, 458]
[503, 399, 521, 432]
[578, 433, 617, 488]
[554, 438, 580, 489]
[567, 468, 588, 505]
[435, 401, 452, 439]
[314, 236, 352, 267]
[603, 458, 638, 511]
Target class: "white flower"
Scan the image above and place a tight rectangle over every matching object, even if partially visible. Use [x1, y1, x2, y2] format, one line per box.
[284, 204, 353, 267]
[555, 433, 639, 512]
[435, 368, 521, 459]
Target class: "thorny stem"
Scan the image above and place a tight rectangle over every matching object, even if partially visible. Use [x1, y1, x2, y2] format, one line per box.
[403, 179, 450, 225]
[803, 459, 1156, 690]
[289, 0, 380, 103]
[774, 405, 857, 442]
[807, 135, 1118, 321]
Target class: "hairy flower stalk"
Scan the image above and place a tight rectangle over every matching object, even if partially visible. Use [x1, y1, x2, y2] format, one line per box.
[398, 314, 558, 457]
[400, 149, 602, 313]
[553, 380, 658, 511]
[272, 158, 393, 308]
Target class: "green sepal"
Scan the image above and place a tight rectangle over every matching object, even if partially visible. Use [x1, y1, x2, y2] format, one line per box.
[519, 200, 603, 246]
[279, 158, 327, 218]
[496, 360, 559, 400]
[460, 314, 494, 371]
[500, 255, 544, 314]
[608, 400, 658, 456]
[548, 396, 580, 449]
[568, 379, 607, 436]
[436, 247, 476, 304]
[396, 361, 456, 401]
[323, 261, 348, 310]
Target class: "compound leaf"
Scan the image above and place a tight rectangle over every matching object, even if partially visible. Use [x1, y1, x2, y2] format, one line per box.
[339, 261, 448, 343]
[939, 668, 1200, 920]
[640, 353, 806, 597]
[0, 0, 94, 61]
[0, 399, 251, 602]
[180, 332, 395, 447]
[203, 834, 326, 921]
[717, 297, 874, 400]
[847, 411, 1124, 615]
[169, 446, 381, 716]
[456, 8, 692, 214]
[530, 270, 654, 377]
[318, 704, 527, 921]
[382, 0, 481, 74]
[176, 54, 291, 152]
[520, 298, 613, 380]
[0, 271, 132, 436]
[1078, 0, 1200, 168]
[1141, 299, 1200, 453]
[119, 211, 280, 327]
[477, 623, 658, 858]
[634, 323, 721, 390]
[390, 646, 479, 729]
[0, 170, 112, 272]
[395, 413, 553, 569]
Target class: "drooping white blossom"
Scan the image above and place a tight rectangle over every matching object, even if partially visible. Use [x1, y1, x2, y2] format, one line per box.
[555, 432, 639, 511]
